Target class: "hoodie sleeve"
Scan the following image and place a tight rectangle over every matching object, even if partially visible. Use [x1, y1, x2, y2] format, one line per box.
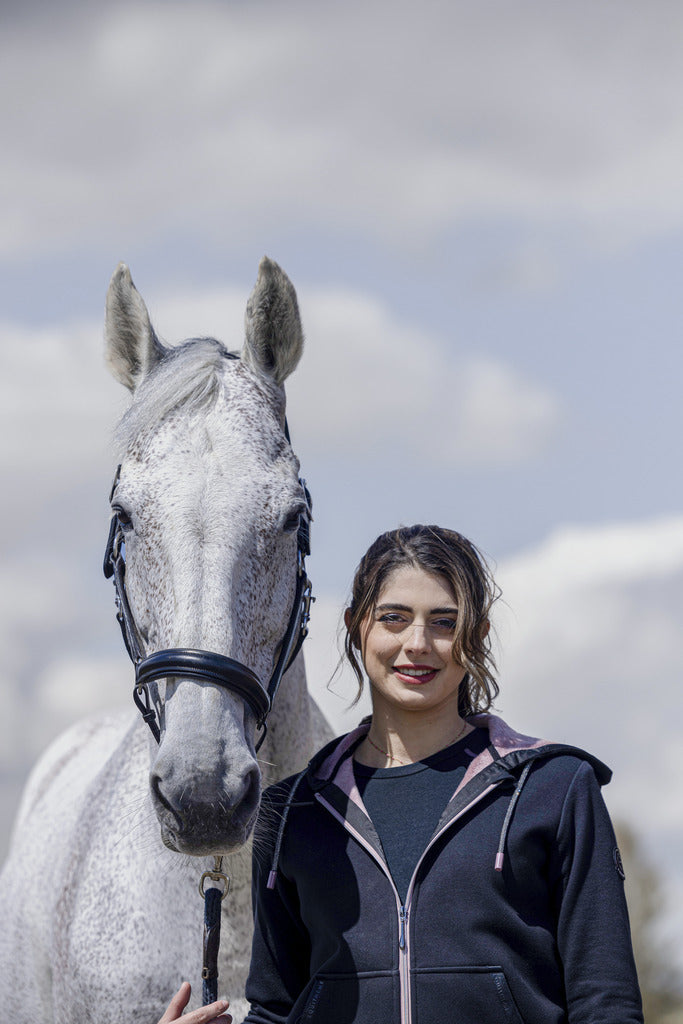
[553, 759, 643, 1024]
[243, 800, 312, 1024]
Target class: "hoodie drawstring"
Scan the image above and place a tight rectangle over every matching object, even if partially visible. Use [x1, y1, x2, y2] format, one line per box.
[494, 760, 534, 872]
[267, 768, 308, 889]
[267, 750, 537, 883]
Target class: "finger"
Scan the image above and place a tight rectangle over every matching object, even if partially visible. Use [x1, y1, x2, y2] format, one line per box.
[157, 981, 192, 1022]
[179, 1001, 231, 1024]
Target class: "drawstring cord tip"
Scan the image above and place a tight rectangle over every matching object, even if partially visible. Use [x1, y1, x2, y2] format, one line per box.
[494, 852, 504, 872]
[267, 869, 277, 890]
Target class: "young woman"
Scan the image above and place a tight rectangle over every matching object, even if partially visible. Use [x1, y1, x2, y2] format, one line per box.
[162, 524, 643, 1024]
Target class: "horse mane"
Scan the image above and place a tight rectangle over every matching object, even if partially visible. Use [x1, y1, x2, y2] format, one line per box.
[114, 337, 237, 456]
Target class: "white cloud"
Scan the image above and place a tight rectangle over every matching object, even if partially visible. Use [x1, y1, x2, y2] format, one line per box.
[290, 287, 562, 465]
[36, 655, 128, 719]
[494, 517, 683, 827]
[0, 548, 124, 770]
[0, 282, 559, 489]
[490, 516, 683, 958]
[3, 0, 683, 257]
[148, 281, 560, 466]
[0, 318, 125, 477]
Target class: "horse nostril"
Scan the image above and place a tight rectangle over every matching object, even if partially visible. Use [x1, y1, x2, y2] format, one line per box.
[150, 772, 180, 824]
[238, 765, 261, 819]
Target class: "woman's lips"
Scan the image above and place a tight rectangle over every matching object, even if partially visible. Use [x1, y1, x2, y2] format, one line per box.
[392, 665, 438, 684]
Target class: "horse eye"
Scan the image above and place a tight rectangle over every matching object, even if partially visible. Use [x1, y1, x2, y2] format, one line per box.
[112, 505, 133, 530]
[282, 506, 304, 533]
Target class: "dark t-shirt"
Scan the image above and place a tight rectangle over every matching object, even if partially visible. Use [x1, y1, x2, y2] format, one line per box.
[353, 728, 489, 903]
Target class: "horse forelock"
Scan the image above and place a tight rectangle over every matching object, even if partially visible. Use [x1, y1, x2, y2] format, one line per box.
[113, 337, 244, 457]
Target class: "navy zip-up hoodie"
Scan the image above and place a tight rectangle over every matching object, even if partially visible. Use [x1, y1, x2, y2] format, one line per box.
[245, 715, 643, 1024]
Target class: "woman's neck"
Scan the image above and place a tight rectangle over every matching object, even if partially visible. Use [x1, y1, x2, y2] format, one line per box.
[355, 705, 472, 768]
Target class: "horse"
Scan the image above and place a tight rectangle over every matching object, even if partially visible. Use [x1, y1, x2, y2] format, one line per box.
[0, 257, 332, 1023]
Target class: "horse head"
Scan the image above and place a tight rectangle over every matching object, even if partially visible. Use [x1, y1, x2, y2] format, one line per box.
[105, 257, 309, 856]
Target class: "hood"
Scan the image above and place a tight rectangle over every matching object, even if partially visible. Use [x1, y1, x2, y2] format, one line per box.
[307, 713, 612, 791]
[263, 713, 612, 889]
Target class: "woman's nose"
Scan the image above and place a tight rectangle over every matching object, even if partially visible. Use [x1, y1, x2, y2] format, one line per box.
[404, 623, 432, 653]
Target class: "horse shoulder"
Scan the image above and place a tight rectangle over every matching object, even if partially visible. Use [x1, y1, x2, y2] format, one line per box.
[9, 711, 133, 845]
[0, 711, 138, 1020]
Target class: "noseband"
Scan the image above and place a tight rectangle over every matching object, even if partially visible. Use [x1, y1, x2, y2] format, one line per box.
[103, 425, 313, 752]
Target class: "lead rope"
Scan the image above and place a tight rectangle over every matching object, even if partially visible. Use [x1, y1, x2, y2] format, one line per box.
[199, 857, 231, 1005]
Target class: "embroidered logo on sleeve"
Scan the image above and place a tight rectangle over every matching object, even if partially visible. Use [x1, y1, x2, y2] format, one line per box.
[613, 846, 626, 880]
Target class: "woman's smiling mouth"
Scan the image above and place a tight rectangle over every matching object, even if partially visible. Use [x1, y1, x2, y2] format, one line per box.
[392, 664, 439, 684]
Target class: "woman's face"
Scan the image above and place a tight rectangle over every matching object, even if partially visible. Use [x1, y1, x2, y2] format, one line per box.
[358, 564, 466, 720]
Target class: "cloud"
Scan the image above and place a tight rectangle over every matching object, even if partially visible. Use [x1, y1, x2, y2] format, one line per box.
[4, 0, 683, 258]
[0, 280, 559, 497]
[36, 655, 128, 719]
[0, 317, 125, 479]
[490, 516, 683, 956]
[494, 517, 683, 832]
[0, 534, 129, 766]
[150, 281, 562, 467]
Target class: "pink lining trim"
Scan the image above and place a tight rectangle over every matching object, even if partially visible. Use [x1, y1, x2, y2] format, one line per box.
[317, 722, 370, 781]
[454, 713, 549, 798]
[311, 713, 549, 809]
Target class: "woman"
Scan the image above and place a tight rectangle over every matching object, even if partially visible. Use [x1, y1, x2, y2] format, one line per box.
[163, 524, 643, 1024]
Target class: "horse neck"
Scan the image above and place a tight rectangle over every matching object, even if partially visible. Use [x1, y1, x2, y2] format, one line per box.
[258, 652, 313, 784]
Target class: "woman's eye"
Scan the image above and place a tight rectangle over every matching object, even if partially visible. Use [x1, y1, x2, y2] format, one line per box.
[378, 613, 406, 625]
[432, 619, 457, 632]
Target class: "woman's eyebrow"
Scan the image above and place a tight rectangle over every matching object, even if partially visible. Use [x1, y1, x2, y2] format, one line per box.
[375, 603, 458, 614]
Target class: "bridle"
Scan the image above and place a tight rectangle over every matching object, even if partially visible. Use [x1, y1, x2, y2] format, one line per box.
[103, 419, 313, 753]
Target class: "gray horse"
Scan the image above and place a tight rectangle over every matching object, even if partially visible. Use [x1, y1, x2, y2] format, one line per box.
[0, 258, 331, 1023]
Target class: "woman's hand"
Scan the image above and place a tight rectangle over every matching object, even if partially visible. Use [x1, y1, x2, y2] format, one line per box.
[157, 982, 232, 1023]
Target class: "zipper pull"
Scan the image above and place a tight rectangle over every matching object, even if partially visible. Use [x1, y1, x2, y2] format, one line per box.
[399, 905, 408, 950]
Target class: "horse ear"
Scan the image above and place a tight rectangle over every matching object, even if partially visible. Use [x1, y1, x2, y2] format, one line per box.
[105, 263, 166, 391]
[242, 257, 303, 385]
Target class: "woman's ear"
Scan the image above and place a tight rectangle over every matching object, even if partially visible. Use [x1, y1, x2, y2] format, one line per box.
[480, 618, 491, 639]
[344, 607, 363, 650]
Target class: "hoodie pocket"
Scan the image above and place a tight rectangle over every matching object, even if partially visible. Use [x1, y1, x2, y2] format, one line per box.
[414, 965, 524, 1024]
[297, 979, 325, 1021]
[291, 971, 398, 1024]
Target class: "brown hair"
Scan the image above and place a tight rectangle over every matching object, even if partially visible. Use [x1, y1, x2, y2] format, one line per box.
[344, 525, 500, 717]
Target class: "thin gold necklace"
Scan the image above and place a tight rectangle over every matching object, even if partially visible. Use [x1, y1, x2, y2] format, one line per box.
[366, 720, 467, 766]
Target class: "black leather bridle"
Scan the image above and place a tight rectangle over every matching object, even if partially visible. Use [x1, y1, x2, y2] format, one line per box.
[103, 425, 313, 752]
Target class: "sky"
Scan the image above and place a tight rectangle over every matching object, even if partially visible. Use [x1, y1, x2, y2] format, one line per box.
[1, 0, 682, 967]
